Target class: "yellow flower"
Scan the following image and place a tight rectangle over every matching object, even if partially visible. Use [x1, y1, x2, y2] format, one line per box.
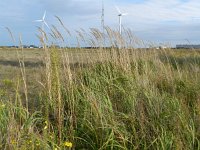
[64, 141, 72, 148]
[44, 121, 48, 125]
[1, 104, 5, 108]
[44, 125, 48, 130]
[54, 148, 58, 150]
[11, 140, 16, 145]
[44, 120, 48, 129]
[36, 142, 40, 146]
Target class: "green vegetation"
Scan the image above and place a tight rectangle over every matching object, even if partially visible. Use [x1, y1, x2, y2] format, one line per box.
[0, 27, 200, 149]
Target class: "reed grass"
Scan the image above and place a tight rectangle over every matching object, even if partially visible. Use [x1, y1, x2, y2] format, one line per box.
[0, 19, 200, 149]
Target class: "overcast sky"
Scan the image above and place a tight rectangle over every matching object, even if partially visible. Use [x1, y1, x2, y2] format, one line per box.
[1, 0, 200, 46]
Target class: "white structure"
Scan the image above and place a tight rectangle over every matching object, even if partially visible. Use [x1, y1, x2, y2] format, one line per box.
[115, 6, 128, 35]
[34, 11, 50, 43]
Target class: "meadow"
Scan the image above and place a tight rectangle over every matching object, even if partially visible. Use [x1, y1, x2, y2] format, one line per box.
[0, 26, 200, 149]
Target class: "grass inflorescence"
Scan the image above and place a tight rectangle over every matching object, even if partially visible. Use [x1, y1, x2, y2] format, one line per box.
[0, 21, 200, 149]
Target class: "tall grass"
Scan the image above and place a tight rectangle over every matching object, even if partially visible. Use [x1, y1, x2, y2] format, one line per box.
[0, 20, 200, 149]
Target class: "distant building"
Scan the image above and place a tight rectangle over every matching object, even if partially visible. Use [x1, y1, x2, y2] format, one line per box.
[176, 44, 200, 49]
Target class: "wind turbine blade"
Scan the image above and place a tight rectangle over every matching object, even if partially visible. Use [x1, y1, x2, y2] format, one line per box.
[43, 11, 46, 20]
[115, 6, 121, 14]
[122, 13, 128, 16]
[44, 21, 50, 29]
[34, 20, 43, 22]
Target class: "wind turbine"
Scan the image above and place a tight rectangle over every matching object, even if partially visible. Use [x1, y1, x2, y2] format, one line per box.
[34, 11, 50, 43]
[115, 6, 128, 35]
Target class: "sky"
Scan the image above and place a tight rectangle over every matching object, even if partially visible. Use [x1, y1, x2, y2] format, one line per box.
[1, 0, 200, 47]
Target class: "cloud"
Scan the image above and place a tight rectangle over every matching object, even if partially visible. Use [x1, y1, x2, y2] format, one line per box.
[1, 0, 200, 46]
[118, 0, 200, 23]
[37, 0, 101, 16]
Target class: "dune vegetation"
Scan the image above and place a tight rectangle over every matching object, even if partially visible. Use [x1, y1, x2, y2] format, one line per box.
[0, 22, 200, 149]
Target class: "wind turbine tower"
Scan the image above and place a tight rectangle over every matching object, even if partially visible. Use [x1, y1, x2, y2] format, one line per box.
[115, 6, 128, 35]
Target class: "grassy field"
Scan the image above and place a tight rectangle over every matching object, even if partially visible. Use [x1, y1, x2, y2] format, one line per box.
[0, 45, 200, 149]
